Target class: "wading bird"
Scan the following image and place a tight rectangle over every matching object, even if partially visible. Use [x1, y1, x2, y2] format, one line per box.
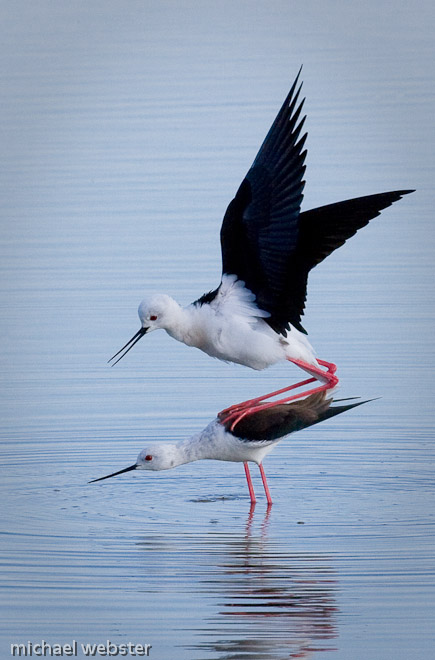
[109, 70, 412, 424]
[89, 391, 370, 504]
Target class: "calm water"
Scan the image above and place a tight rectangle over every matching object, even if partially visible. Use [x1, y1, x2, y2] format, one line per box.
[1, 2, 434, 659]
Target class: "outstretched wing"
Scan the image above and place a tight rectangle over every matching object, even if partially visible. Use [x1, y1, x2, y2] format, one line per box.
[297, 190, 415, 271]
[220, 68, 307, 326]
[218, 72, 414, 335]
[266, 189, 415, 334]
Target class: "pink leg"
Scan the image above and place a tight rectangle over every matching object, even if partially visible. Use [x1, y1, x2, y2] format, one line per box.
[259, 463, 273, 505]
[244, 462, 256, 504]
[219, 359, 337, 422]
[314, 358, 338, 376]
[225, 358, 339, 431]
[218, 376, 316, 418]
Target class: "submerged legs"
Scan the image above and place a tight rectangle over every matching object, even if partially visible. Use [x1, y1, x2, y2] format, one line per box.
[244, 462, 256, 504]
[244, 462, 273, 505]
[259, 463, 272, 505]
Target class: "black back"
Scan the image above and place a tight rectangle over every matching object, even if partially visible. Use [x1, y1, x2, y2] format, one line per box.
[223, 392, 371, 442]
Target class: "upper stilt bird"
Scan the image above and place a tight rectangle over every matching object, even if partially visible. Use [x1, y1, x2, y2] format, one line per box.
[109, 70, 413, 423]
[89, 391, 371, 505]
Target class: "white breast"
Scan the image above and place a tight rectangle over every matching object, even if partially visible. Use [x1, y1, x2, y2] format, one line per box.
[168, 274, 317, 370]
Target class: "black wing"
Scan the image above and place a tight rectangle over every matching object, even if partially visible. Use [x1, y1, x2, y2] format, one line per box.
[220, 68, 307, 322]
[266, 189, 415, 334]
[219, 71, 414, 334]
[297, 190, 415, 272]
[224, 391, 371, 442]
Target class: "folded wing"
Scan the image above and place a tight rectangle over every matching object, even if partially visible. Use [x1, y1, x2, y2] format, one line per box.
[226, 391, 371, 442]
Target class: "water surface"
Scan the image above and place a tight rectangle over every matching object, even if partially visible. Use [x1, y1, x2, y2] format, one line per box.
[1, 2, 434, 659]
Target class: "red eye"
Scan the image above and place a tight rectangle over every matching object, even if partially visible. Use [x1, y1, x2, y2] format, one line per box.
[150, 315, 157, 321]
[145, 455, 153, 461]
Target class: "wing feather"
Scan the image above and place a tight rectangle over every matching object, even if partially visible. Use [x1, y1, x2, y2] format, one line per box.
[220, 69, 307, 325]
[219, 72, 414, 335]
[225, 392, 371, 442]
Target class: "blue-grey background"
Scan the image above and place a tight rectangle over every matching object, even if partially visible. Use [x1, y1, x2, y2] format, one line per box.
[1, 1, 434, 659]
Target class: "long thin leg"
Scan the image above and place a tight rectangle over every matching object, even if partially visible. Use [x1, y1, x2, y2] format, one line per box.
[259, 463, 272, 505]
[225, 358, 339, 431]
[219, 359, 337, 422]
[244, 462, 256, 504]
[218, 376, 316, 418]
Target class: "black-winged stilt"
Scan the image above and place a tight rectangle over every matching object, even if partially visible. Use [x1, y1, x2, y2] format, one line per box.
[109, 70, 413, 422]
[89, 391, 371, 505]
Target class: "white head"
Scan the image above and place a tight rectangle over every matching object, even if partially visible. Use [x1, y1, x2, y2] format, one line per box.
[138, 294, 177, 332]
[89, 442, 184, 484]
[109, 293, 179, 365]
[135, 443, 182, 471]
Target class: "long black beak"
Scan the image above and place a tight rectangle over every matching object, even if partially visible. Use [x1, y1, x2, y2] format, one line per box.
[108, 327, 148, 366]
[89, 464, 137, 483]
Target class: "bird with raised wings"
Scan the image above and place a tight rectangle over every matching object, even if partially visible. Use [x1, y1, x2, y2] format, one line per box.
[109, 70, 413, 425]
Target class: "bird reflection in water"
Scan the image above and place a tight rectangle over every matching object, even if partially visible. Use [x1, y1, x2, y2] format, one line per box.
[138, 508, 338, 660]
[196, 512, 338, 659]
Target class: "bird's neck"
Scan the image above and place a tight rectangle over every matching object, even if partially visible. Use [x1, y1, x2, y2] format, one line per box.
[174, 422, 222, 465]
[163, 302, 204, 348]
[175, 433, 210, 465]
